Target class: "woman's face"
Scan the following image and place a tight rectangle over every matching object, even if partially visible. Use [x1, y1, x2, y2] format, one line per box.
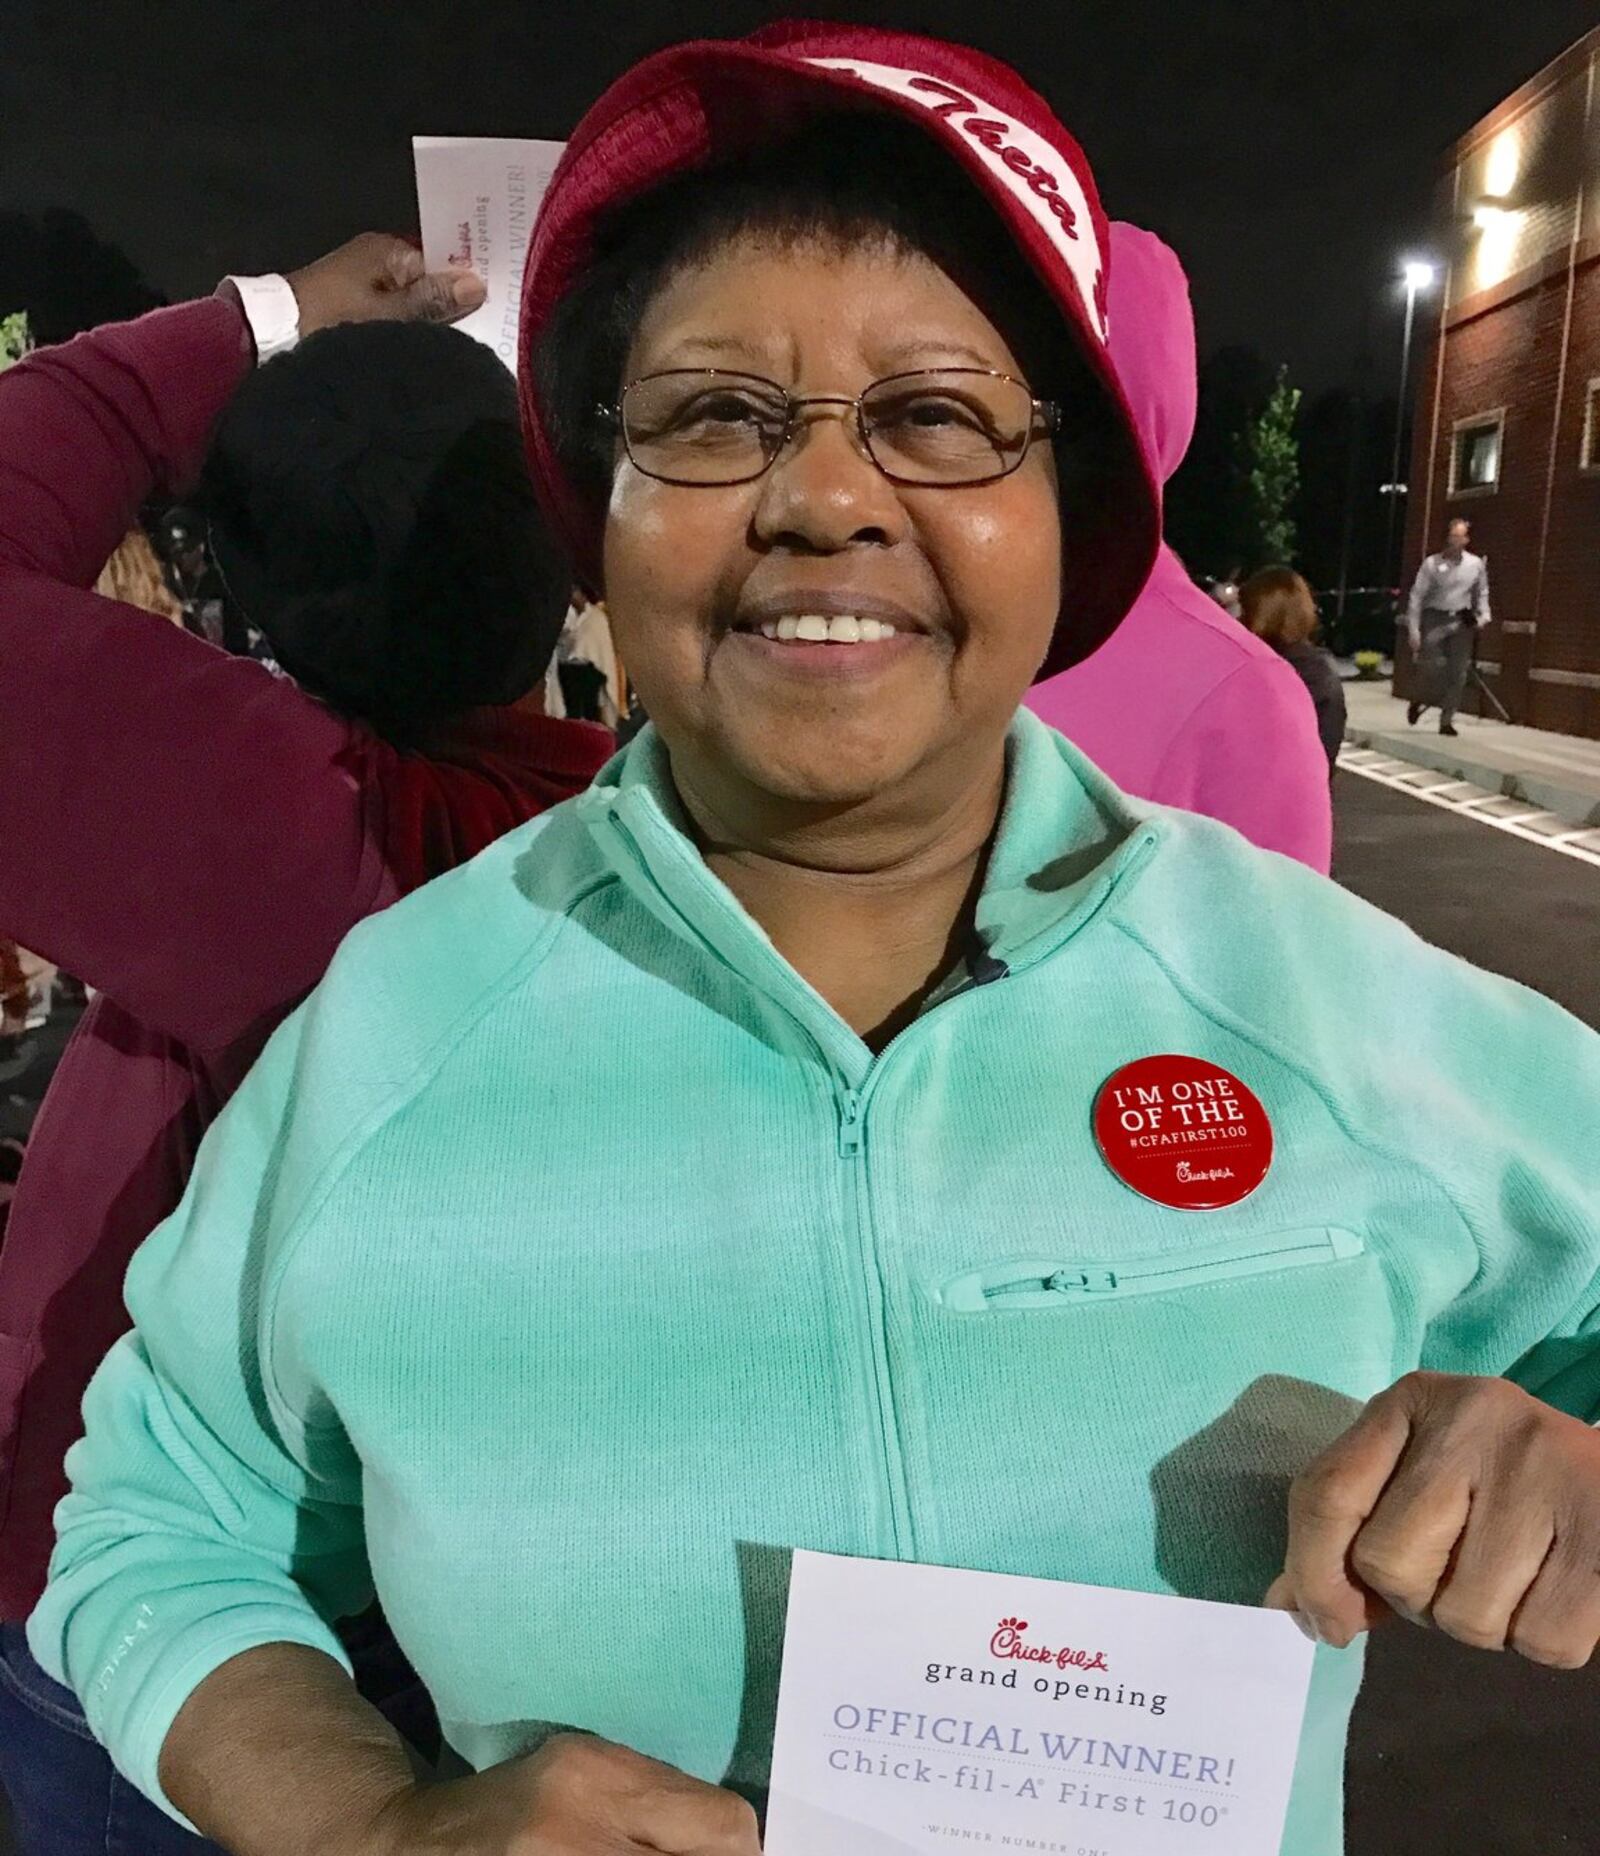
[601, 236, 1064, 814]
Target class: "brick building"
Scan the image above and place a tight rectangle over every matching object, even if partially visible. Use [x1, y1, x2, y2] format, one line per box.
[1403, 26, 1600, 736]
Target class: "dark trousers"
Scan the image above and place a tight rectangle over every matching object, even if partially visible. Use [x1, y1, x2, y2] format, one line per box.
[1415, 610, 1474, 725]
[0, 1615, 437, 1855]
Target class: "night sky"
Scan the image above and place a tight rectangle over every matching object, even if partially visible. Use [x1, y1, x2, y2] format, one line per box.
[4, 0, 1595, 393]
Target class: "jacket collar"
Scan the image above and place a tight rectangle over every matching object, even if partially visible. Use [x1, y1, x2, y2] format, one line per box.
[574, 709, 1163, 1068]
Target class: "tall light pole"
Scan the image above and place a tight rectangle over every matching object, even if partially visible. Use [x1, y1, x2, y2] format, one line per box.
[1333, 295, 1373, 626]
[1384, 259, 1437, 587]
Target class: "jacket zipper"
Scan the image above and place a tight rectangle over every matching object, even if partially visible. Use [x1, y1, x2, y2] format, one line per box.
[828, 848, 1155, 1556]
[600, 797, 1161, 1557]
[940, 1228, 1365, 1313]
[837, 1076, 915, 1560]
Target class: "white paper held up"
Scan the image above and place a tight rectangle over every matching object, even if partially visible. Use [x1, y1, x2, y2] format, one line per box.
[413, 136, 565, 371]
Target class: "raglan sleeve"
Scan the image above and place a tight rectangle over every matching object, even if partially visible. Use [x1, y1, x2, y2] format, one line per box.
[1401, 955, 1600, 1421]
[25, 991, 371, 1825]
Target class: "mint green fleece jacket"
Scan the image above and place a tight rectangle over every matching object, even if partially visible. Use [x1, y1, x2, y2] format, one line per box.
[30, 712, 1600, 1854]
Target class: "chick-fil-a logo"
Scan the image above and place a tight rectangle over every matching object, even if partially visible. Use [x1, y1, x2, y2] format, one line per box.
[805, 56, 1106, 340]
[1175, 1163, 1235, 1185]
[990, 1616, 1110, 1674]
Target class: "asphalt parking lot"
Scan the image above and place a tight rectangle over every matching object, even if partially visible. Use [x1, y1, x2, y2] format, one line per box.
[1335, 770, 1600, 1855]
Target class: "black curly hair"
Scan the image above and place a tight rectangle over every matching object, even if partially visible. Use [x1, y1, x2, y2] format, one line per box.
[202, 319, 570, 744]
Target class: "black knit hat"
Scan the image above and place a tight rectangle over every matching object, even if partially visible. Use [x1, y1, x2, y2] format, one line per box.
[203, 320, 570, 741]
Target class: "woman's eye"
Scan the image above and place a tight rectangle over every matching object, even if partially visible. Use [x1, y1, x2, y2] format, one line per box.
[683, 393, 770, 428]
[889, 396, 984, 431]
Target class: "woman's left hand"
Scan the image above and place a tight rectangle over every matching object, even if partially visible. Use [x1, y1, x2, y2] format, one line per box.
[1265, 1370, 1600, 1666]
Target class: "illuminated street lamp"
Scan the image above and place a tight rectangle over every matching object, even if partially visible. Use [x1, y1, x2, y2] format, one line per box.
[1384, 258, 1438, 585]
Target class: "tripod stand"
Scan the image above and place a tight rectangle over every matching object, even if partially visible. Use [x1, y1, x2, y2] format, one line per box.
[1404, 616, 1511, 727]
[1466, 622, 1511, 724]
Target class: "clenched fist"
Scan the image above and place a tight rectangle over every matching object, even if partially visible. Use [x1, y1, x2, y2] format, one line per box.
[1267, 1371, 1600, 1668]
[219, 232, 486, 344]
[289, 233, 486, 336]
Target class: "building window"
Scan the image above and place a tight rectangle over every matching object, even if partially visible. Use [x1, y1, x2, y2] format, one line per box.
[1450, 411, 1504, 495]
[1582, 379, 1600, 472]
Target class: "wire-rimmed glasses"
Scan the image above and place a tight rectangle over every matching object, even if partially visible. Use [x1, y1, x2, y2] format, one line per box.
[603, 367, 1060, 489]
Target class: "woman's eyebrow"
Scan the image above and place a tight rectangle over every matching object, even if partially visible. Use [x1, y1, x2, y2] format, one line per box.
[873, 337, 1005, 371]
[655, 333, 783, 367]
[649, 334, 1007, 373]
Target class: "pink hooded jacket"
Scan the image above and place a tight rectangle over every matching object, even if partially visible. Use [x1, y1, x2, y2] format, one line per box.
[1026, 224, 1333, 873]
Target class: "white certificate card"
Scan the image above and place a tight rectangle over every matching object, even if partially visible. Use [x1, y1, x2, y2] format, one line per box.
[766, 1550, 1314, 1856]
[413, 136, 565, 370]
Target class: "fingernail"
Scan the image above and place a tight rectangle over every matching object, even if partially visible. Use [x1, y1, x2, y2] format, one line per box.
[1291, 1612, 1322, 1645]
[452, 274, 484, 304]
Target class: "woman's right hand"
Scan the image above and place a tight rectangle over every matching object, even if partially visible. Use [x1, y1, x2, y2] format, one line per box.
[361, 1733, 763, 1855]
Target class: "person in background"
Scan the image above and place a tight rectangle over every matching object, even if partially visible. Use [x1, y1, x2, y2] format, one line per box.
[1403, 515, 1491, 737]
[551, 588, 624, 728]
[1241, 565, 1346, 777]
[0, 234, 612, 1856]
[1026, 225, 1331, 873]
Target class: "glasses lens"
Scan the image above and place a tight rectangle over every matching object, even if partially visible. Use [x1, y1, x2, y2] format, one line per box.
[861, 371, 1035, 483]
[620, 373, 789, 484]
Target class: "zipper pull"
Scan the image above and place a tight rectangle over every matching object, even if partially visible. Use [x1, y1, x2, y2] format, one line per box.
[838, 1091, 864, 1158]
[1046, 1269, 1119, 1295]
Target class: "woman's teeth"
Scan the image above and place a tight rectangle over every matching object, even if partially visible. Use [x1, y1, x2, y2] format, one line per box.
[757, 614, 900, 644]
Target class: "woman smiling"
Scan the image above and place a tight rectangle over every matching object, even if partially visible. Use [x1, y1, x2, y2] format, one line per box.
[30, 24, 1600, 1856]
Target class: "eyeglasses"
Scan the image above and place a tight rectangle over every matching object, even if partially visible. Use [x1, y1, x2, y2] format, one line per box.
[601, 367, 1060, 489]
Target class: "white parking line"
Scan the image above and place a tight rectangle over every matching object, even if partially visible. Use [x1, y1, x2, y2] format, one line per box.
[1337, 750, 1600, 870]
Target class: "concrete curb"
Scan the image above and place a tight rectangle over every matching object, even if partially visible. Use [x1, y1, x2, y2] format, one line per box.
[1342, 723, 1600, 830]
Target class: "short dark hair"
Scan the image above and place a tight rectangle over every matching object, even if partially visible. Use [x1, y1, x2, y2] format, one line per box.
[203, 320, 570, 743]
[534, 112, 1118, 573]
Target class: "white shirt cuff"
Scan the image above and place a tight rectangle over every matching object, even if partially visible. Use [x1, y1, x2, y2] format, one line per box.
[223, 272, 301, 365]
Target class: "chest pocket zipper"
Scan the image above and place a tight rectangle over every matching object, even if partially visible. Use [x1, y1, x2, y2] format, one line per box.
[938, 1226, 1365, 1313]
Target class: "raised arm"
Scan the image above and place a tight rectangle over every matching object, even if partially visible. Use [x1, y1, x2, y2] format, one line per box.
[0, 240, 487, 1048]
[0, 297, 249, 586]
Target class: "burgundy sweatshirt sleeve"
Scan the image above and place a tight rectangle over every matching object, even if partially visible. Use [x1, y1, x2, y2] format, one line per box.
[0, 301, 394, 1049]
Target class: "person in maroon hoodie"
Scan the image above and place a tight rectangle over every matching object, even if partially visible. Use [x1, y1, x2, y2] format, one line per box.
[0, 234, 613, 1855]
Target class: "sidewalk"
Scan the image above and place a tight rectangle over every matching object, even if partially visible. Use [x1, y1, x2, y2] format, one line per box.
[1342, 679, 1600, 830]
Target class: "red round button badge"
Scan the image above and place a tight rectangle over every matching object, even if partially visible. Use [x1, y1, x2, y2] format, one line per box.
[1093, 1055, 1273, 1210]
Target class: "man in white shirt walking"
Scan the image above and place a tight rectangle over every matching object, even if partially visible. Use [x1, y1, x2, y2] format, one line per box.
[1404, 517, 1492, 737]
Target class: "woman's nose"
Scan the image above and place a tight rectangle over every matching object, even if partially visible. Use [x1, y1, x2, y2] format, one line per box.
[749, 410, 908, 553]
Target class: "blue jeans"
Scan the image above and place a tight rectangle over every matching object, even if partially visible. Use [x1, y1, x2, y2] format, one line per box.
[0, 1617, 438, 1856]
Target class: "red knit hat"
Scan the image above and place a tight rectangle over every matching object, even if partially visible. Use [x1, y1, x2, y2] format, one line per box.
[518, 20, 1160, 675]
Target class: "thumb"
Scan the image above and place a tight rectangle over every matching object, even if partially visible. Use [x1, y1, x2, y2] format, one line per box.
[396, 267, 486, 324]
